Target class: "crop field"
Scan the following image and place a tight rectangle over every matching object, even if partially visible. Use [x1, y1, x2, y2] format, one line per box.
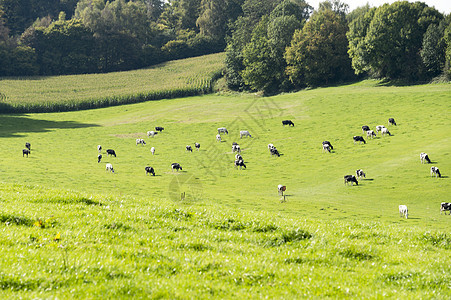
[0, 79, 450, 297]
[0, 53, 224, 112]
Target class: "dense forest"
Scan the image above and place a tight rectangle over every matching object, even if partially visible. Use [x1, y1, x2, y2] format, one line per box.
[0, 0, 450, 92]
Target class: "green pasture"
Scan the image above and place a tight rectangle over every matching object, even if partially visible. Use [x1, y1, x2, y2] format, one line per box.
[0, 80, 450, 297]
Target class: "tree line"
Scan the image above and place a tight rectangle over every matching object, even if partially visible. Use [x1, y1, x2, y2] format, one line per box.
[1, 0, 450, 93]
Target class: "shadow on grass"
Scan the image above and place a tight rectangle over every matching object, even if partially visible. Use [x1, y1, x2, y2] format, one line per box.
[0, 115, 100, 138]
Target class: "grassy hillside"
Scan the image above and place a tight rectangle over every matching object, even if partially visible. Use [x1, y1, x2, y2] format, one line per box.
[0, 53, 224, 113]
[0, 80, 450, 297]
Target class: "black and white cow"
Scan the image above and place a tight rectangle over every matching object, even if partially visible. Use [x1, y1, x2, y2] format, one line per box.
[362, 125, 370, 133]
[106, 163, 114, 173]
[106, 149, 116, 157]
[322, 143, 331, 153]
[282, 120, 294, 127]
[216, 134, 221, 142]
[240, 130, 252, 138]
[171, 163, 182, 171]
[235, 153, 243, 161]
[420, 152, 431, 164]
[353, 136, 366, 144]
[25, 142, 31, 150]
[388, 118, 397, 126]
[344, 175, 358, 186]
[381, 127, 391, 136]
[234, 159, 246, 169]
[22, 149, 30, 157]
[97, 145, 102, 153]
[323, 141, 333, 150]
[430, 166, 441, 178]
[217, 127, 228, 135]
[155, 126, 164, 132]
[270, 147, 280, 157]
[186, 145, 193, 152]
[195, 143, 200, 151]
[366, 130, 376, 139]
[278, 184, 286, 195]
[356, 169, 366, 179]
[98, 154, 102, 163]
[147, 131, 157, 137]
[399, 205, 408, 219]
[232, 144, 241, 153]
[376, 125, 386, 134]
[145, 166, 155, 176]
[440, 202, 451, 215]
[136, 138, 146, 146]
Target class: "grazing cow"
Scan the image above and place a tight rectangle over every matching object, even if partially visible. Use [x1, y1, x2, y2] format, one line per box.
[362, 125, 370, 133]
[353, 136, 366, 144]
[25, 142, 31, 150]
[322, 143, 331, 153]
[440, 202, 451, 215]
[145, 166, 155, 176]
[282, 120, 294, 127]
[270, 147, 280, 157]
[186, 145, 193, 152]
[344, 175, 358, 186]
[420, 152, 431, 164]
[235, 153, 243, 161]
[240, 130, 252, 138]
[171, 163, 182, 171]
[98, 154, 102, 163]
[376, 125, 386, 134]
[150, 147, 155, 155]
[22, 149, 30, 157]
[381, 127, 391, 136]
[106, 149, 116, 157]
[216, 134, 221, 142]
[106, 163, 114, 173]
[97, 145, 102, 153]
[268, 143, 275, 150]
[278, 184, 286, 196]
[232, 144, 241, 153]
[322, 141, 333, 150]
[195, 143, 200, 151]
[217, 127, 228, 135]
[155, 127, 164, 132]
[388, 118, 397, 126]
[366, 130, 376, 139]
[136, 138, 146, 146]
[399, 205, 408, 219]
[147, 131, 157, 137]
[234, 159, 246, 169]
[356, 169, 366, 179]
[430, 166, 441, 178]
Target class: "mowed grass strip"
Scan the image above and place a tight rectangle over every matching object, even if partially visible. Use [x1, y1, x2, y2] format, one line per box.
[0, 53, 224, 112]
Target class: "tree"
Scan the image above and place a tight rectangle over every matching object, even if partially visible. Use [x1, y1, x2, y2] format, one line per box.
[420, 23, 446, 77]
[285, 7, 352, 87]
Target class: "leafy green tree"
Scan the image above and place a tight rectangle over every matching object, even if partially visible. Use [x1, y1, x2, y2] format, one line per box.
[420, 22, 446, 77]
[285, 6, 352, 87]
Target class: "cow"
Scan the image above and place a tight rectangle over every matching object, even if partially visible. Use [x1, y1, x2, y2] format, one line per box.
[344, 175, 358, 186]
[186, 145, 193, 152]
[217, 127, 228, 135]
[155, 126, 164, 132]
[388, 118, 397, 126]
[25, 142, 31, 150]
[278, 184, 286, 196]
[97, 145, 102, 153]
[270, 147, 280, 157]
[282, 120, 294, 127]
[322, 141, 333, 150]
[353, 136, 366, 144]
[235, 153, 243, 161]
[106, 149, 116, 157]
[376, 125, 386, 134]
[216, 134, 221, 142]
[232, 144, 241, 153]
[150, 147, 155, 155]
[22, 149, 30, 157]
[366, 130, 376, 139]
[145, 166, 155, 176]
[234, 159, 246, 169]
[381, 127, 391, 136]
[420, 152, 431, 164]
[195, 143, 200, 151]
[362, 125, 370, 133]
[322, 143, 331, 153]
[171, 163, 182, 171]
[98, 154, 102, 163]
[240, 130, 252, 138]
[136, 139, 146, 146]
[430, 166, 441, 178]
[399, 205, 408, 219]
[356, 169, 366, 179]
[147, 131, 158, 137]
[440, 202, 451, 215]
[106, 163, 114, 173]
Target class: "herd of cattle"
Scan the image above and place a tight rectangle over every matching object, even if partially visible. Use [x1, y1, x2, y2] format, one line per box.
[20, 117, 449, 217]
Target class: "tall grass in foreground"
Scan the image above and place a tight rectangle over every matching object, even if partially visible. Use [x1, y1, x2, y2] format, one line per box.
[0, 182, 449, 298]
[0, 53, 224, 113]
